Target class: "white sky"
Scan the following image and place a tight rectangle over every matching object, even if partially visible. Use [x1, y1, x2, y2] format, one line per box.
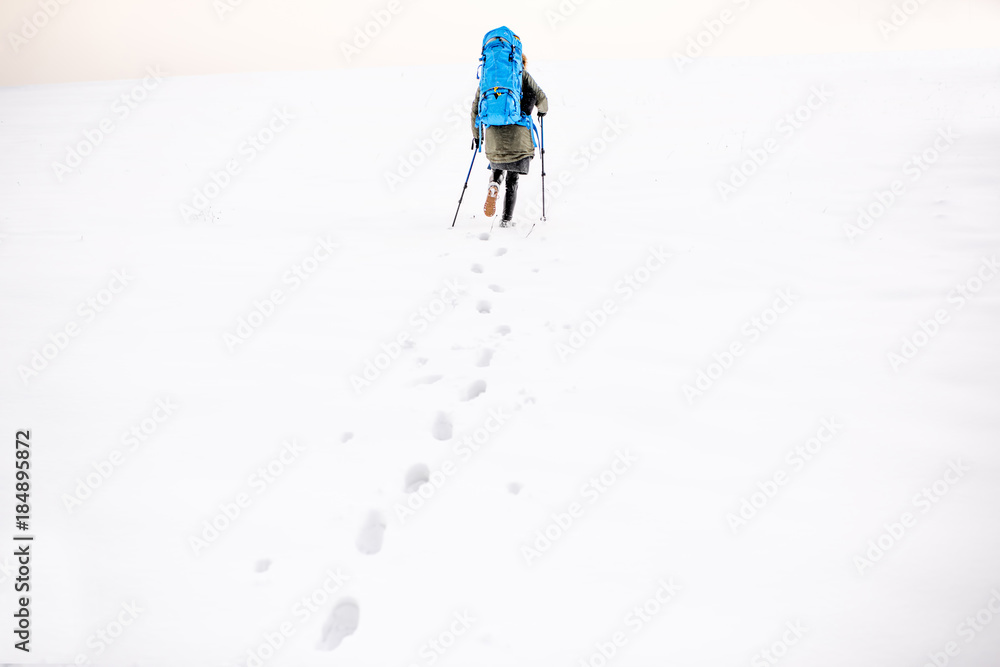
[1, 0, 999, 85]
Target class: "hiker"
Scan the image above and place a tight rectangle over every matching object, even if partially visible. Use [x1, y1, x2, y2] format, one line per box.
[470, 31, 548, 227]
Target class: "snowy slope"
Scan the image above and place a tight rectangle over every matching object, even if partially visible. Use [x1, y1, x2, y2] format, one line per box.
[1, 50, 1000, 667]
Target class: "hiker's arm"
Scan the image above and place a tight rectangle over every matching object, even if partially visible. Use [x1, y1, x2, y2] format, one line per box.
[470, 88, 480, 138]
[526, 72, 548, 115]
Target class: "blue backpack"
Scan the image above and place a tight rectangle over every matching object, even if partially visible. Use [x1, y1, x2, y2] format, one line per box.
[476, 26, 537, 150]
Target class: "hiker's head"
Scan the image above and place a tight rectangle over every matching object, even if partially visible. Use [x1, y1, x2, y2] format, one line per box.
[522, 53, 528, 68]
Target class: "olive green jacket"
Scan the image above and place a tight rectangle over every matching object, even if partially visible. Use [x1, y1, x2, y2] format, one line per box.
[470, 70, 549, 165]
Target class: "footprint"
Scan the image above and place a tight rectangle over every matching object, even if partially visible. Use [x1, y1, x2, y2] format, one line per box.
[495, 325, 511, 336]
[404, 464, 430, 493]
[356, 511, 386, 555]
[477, 300, 492, 314]
[479, 233, 490, 241]
[318, 598, 361, 650]
[495, 248, 508, 257]
[413, 374, 443, 386]
[255, 558, 272, 573]
[416, 356, 429, 367]
[431, 412, 453, 441]
[476, 349, 494, 368]
[508, 482, 523, 495]
[462, 379, 487, 402]
[471, 264, 484, 274]
[340, 432, 354, 443]
[488, 284, 505, 293]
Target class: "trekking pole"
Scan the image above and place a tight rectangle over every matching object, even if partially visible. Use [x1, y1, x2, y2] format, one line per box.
[525, 116, 545, 238]
[540, 115, 547, 222]
[451, 141, 479, 228]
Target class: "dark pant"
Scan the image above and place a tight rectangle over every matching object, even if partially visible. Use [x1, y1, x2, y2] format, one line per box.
[491, 169, 519, 222]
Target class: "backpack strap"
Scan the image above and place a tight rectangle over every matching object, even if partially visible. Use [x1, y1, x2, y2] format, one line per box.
[528, 116, 539, 148]
[513, 114, 539, 148]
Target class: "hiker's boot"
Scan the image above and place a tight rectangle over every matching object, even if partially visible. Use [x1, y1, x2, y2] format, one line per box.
[484, 170, 503, 218]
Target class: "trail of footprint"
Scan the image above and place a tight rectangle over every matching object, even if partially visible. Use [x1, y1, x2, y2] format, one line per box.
[413, 374, 443, 386]
[318, 598, 360, 650]
[488, 284, 505, 293]
[495, 325, 511, 336]
[471, 263, 484, 274]
[476, 348, 494, 368]
[477, 300, 492, 314]
[431, 412, 453, 441]
[404, 464, 430, 492]
[479, 233, 490, 241]
[356, 511, 386, 555]
[462, 379, 487, 402]
[495, 247, 508, 257]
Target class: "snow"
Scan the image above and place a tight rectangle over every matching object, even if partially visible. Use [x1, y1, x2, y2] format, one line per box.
[2, 48, 1000, 666]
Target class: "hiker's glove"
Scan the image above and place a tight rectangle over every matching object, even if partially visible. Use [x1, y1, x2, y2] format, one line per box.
[472, 137, 480, 150]
[537, 111, 546, 118]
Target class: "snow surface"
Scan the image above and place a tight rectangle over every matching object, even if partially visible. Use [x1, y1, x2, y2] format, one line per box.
[1, 49, 1000, 666]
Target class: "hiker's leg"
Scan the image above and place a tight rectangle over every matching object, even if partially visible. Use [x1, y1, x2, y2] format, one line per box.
[485, 169, 504, 218]
[502, 172, 519, 222]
